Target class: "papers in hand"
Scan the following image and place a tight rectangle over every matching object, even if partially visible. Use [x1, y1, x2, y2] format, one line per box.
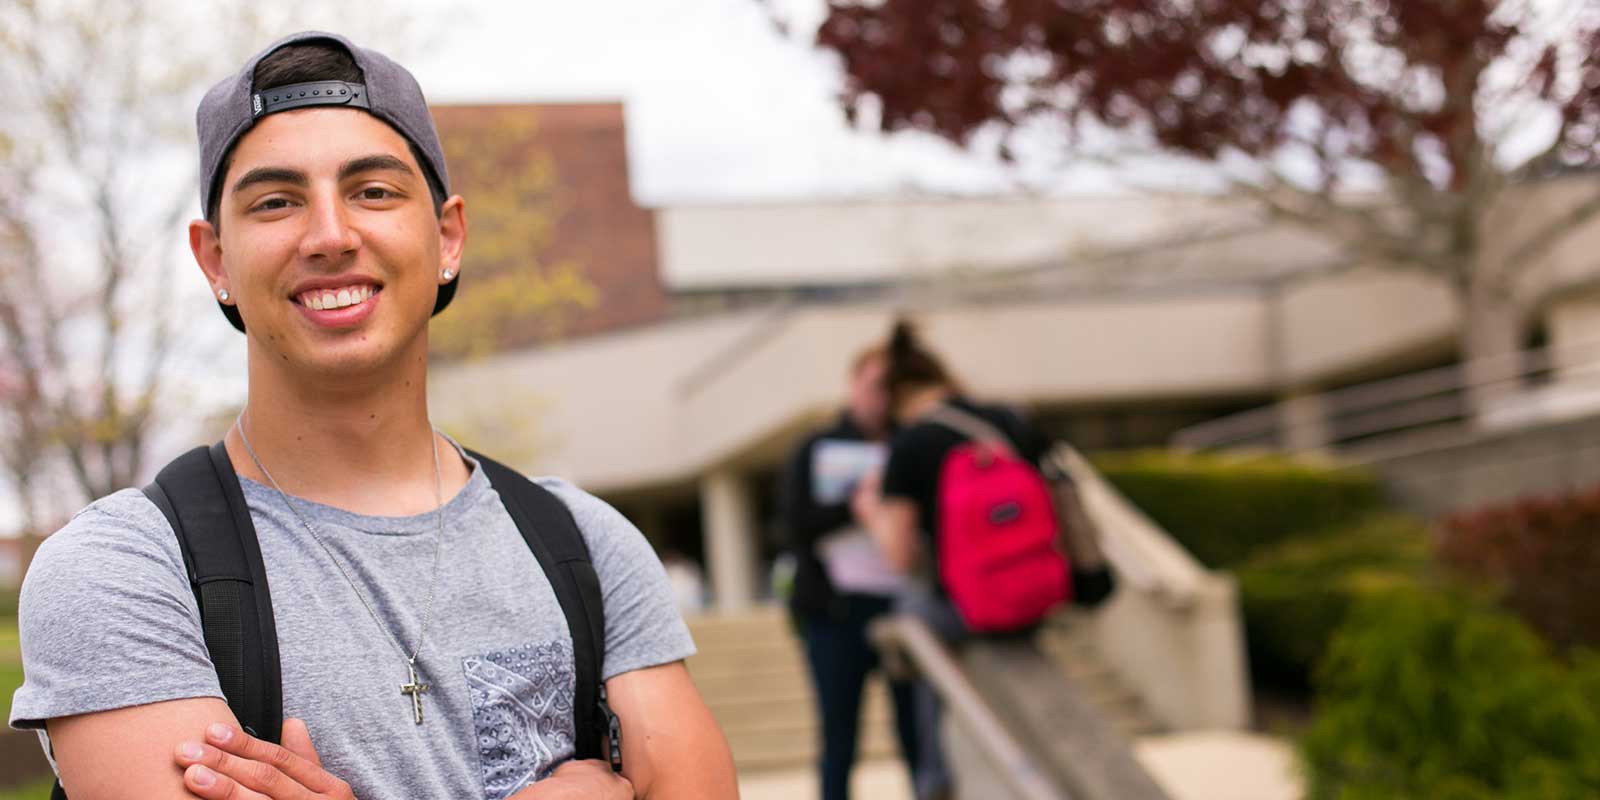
[812, 439, 888, 505]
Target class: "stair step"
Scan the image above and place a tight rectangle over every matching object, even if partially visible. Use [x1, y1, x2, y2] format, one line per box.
[685, 606, 1168, 773]
[686, 645, 808, 677]
[729, 720, 901, 773]
[686, 608, 793, 642]
[692, 667, 814, 697]
[1037, 621, 1164, 737]
[704, 674, 888, 709]
[710, 689, 893, 731]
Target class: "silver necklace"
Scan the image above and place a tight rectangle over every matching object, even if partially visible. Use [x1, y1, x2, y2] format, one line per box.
[235, 410, 446, 725]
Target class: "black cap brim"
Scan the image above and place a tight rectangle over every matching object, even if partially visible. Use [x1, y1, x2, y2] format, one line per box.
[219, 274, 458, 333]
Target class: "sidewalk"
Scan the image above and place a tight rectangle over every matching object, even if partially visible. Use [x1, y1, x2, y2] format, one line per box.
[739, 759, 912, 800]
[736, 732, 1302, 800]
[1135, 731, 1303, 800]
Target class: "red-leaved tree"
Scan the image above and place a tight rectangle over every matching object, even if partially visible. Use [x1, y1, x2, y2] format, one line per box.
[798, 0, 1600, 406]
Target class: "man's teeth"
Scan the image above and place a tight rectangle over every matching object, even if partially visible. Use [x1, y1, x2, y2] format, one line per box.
[301, 285, 376, 311]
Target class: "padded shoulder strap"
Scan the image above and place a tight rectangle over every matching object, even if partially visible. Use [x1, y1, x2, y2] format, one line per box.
[144, 442, 283, 744]
[926, 405, 1019, 455]
[469, 450, 616, 768]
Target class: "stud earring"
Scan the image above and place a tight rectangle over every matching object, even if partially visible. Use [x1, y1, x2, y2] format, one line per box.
[217, 289, 231, 302]
[442, 269, 455, 281]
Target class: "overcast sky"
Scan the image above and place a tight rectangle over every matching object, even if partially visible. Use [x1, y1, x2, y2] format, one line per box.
[399, 0, 1063, 204]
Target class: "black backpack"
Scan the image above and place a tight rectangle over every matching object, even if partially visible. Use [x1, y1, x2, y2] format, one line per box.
[51, 442, 621, 799]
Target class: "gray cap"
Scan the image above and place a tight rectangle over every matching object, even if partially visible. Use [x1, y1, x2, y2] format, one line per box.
[195, 31, 456, 333]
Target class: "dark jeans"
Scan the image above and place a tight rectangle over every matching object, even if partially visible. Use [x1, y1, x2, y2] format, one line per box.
[799, 593, 922, 800]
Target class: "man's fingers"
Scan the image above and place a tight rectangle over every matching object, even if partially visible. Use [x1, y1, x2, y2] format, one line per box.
[177, 740, 309, 799]
[281, 719, 322, 768]
[547, 758, 635, 798]
[182, 763, 273, 800]
[203, 723, 342, 794]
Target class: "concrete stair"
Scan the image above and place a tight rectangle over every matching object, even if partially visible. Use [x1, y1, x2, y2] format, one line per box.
[686, 606, 1159, 776]
[1039, 613, 1164, 739]
[687, 606, 901, 774]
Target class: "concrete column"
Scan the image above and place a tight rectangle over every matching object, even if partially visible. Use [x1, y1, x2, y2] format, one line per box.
[1548, 289, 1600, 383]
[700, 469, 759, 611]
[631, 504, 667, 549]
[1276, 387, 1332, 453]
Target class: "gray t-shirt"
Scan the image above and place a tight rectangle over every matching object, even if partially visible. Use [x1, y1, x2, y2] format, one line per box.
[10, 454, 696, 800]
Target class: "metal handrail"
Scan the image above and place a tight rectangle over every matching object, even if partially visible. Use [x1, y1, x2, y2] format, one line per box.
[869, 616, 1070, 800]
[1172, 337, 1600, 451]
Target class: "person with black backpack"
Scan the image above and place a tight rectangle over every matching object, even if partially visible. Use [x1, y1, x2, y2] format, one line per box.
[9, 32, 736, 800]
[780, 344, 928, 800]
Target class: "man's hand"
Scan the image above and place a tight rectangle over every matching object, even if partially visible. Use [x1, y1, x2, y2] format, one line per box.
[509, 759, 634, 799]
[174, 719, 355, 799]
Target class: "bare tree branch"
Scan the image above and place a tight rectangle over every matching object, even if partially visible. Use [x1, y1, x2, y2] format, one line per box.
[1502, 187, 1600, 278]
[1239, 179, 1449, 276]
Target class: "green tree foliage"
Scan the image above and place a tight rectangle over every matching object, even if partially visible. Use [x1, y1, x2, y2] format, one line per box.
[1303, 587, 1600, 799]
[1236, 514, 1431, 690]
[430, 110, 596, 360]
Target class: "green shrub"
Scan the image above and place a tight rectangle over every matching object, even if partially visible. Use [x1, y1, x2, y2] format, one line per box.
[1236, 514, 1432, 691]
[1302, 586, 1600, 800]
[0, 776, 54, 800]
[1093, 450, 1384, 567]
[1438, 483, 1600, 652]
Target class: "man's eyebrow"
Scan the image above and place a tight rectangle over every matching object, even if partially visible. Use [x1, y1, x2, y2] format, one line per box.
[231, 166, 308, 195]
[338, 154, 416, 181]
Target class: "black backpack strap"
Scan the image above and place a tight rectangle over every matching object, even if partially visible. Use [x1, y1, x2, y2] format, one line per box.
[144, 442, 283, 744]
[470, 450, 620, 772]
[54, 444, 283, 799]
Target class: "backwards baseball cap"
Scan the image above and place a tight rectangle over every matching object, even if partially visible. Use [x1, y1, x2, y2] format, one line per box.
[195, 31, 457, 333]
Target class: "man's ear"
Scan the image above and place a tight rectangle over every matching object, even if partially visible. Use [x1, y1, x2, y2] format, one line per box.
[189, 219, 229, 299]
[438, 195, 466, 282]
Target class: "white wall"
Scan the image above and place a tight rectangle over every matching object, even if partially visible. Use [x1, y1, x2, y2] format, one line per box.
[656, 194, 1334, 290]
[1277, 269, 1458, 384]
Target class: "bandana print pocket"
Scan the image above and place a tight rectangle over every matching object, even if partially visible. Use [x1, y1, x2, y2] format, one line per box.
[464, 639, 577, 800]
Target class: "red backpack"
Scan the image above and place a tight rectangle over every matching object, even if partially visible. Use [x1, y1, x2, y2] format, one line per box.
[929, 407, 1072, 632]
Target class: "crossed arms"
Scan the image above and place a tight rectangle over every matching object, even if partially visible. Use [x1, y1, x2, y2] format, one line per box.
[45, 660, 737, 800]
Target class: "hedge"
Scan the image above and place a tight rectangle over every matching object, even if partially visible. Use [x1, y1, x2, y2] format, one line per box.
[1092, 450, 1385, 567]
[1302, 586, 1600, 799]
[1235, 514, 1432, 691]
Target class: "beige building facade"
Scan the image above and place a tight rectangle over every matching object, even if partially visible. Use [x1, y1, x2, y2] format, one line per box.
[434, 178, 1600, 610]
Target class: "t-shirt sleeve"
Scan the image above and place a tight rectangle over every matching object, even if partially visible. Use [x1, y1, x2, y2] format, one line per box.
[535, 479, 697, 681]
[10, 489, 223, 731]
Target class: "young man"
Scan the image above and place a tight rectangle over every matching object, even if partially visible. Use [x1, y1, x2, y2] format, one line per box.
[9, 32, 737, 800]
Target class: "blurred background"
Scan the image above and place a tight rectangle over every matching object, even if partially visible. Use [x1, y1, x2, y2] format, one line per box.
[4, 1, 1600, 798]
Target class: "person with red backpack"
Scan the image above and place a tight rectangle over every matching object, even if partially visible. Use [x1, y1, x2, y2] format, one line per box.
[855, 320, 1070, 639]
[854, 319, 1112, 800]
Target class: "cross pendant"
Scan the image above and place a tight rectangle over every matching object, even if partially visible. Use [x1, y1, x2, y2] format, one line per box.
[400, 663, 430, 725]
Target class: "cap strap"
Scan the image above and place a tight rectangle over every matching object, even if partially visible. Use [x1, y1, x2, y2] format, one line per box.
[251, 81, 370, 118]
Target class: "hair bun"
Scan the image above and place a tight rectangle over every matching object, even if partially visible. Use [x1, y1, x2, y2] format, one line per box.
[889, 319, 919, 356]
